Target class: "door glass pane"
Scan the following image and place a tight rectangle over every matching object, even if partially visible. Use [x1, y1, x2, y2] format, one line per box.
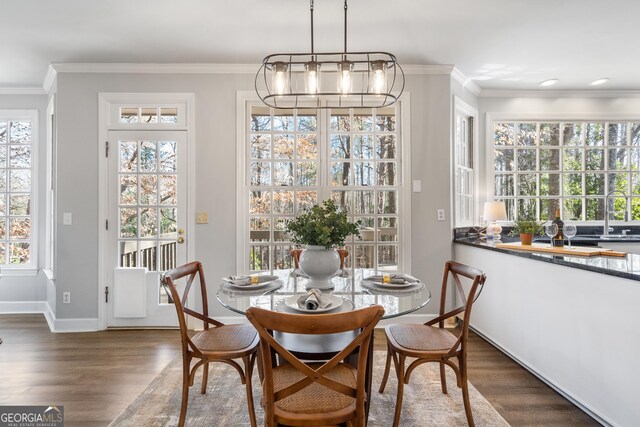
[140, 141, 158, 172]
[117, 138, 179, 272]
[159, 141, 177, 172]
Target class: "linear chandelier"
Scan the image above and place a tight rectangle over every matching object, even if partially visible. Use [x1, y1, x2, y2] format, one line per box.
[255, 0, 405, 109]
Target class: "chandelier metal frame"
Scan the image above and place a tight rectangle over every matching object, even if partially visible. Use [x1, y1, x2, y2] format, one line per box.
[255, 0, 405, 109]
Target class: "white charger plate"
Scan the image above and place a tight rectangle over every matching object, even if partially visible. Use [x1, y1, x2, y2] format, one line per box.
[222, 275, 279, 289]
[362, 279, 419, 289]
[284, 294, 344, 313]
[224, 280, 278, 290]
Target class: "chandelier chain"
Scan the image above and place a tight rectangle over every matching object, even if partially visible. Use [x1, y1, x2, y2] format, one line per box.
[343, 0, 348, 56]
[310, 0, 315, 55]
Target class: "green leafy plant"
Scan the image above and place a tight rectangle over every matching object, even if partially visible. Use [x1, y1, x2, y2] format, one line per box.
[509, 220, 544, 236]
[285, 200, 361, 249]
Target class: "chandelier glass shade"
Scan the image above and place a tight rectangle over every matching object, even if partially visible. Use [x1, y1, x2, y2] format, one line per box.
[255, 0, 405, 109]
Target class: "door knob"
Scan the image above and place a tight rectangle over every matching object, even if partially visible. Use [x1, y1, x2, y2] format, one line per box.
[177, 236, 185, 244]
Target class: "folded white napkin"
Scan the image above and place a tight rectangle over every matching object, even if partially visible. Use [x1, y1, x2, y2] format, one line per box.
[363, 274, 417, 285]
[223, 275, 273, 286]
[299, 289, 332, 310]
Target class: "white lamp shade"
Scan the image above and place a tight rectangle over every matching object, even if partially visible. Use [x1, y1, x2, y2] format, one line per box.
[483, 201, 507, 222]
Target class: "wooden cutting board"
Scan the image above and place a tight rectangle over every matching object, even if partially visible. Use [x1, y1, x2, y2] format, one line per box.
[495, 242, 627, 257]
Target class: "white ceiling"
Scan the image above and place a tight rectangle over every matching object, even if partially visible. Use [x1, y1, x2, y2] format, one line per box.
[2, 0, 639, 91]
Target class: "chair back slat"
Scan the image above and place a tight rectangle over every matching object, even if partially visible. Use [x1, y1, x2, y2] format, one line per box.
[246, 305, 383, 423]
[435, 260, 486, 347]
[161, 261, 220, 354]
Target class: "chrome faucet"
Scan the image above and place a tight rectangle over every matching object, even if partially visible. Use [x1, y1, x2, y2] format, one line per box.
[603, 190, 629, 236]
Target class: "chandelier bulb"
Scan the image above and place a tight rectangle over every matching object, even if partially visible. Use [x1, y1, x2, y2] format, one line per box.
[338, 60, 353, 94]
[305, 61, 320, 95]
[370, 60, 387, 94]
[272, 62, 288, 95]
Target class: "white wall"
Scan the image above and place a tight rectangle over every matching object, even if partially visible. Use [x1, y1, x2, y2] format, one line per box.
[0, 94, 49, 310]
[53, 71, 460, 323]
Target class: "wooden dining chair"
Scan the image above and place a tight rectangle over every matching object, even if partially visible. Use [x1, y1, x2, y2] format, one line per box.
[246, 305, 384, 427]
[378, 261, 486, 427]
[162, 261, 259, 427]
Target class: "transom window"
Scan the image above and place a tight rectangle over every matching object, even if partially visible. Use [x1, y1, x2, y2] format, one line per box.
[245, 104, 403, 273]
[0, 111, 36, 266]
[492, 121, 640, 222]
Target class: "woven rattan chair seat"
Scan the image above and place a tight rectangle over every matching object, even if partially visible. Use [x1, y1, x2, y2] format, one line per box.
[389, 324, 458, 352]
[191, 324, 257, 352]
[272, 363, 357, 414]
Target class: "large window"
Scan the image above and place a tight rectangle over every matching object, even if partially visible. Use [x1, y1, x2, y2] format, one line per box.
[245, 104, 404, 273]
[492, 121, 640, 222]
[0, 111, 36, 266]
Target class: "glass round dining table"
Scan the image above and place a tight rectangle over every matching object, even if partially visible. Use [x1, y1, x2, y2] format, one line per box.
[216, 269, 431, 319]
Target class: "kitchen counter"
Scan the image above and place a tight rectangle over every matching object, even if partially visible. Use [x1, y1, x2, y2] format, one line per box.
[453, 236, 640, 426]
[453, 235, 640, 282]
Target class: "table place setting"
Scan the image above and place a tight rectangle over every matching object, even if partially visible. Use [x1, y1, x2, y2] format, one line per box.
[362, 273, 425, 294]
[220, 274, 283, 293]
[281, 289, 353, 314]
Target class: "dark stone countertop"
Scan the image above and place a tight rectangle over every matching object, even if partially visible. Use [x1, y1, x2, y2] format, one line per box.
[453, 234, 640, 282]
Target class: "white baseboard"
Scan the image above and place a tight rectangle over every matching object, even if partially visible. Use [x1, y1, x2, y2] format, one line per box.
[469, 325, 613, 427]
[0, 301, 49, 313]
[0, 301, 99, 333]
[51, 317, 99, 333]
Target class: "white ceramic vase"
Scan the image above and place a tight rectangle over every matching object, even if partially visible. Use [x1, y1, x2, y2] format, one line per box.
[299, 245, 340, 290]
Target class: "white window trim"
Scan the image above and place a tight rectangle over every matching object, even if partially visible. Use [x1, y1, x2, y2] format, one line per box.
[236, 91, 412, 274]
[97, 92, 195, 330]
[452, 96, 479, 227]
[44, 95, 56, 277]
[0, 109, 39, 274]
[485, 112, 640, 225]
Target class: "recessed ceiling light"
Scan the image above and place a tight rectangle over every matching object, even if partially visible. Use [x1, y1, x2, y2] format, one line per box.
[590, 78, 610, 86]
[539, 79, 559, 87]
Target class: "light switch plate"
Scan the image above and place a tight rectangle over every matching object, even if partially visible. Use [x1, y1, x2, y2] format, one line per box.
[63, 213, 72, 225]
[412, 180, 422, 192]
[196, 212, 209, 224]
[437, 209, 445, 221]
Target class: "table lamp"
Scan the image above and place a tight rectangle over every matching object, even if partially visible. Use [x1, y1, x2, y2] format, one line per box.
[483, 201, 507, 240]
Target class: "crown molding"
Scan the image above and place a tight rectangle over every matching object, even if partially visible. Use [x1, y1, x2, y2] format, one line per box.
[479, 89, 640, 98]
[49, 62, 456, 76]
[451, 67, 482, 96]
[42, 64, 57, 94]
[50, 63, 259, 74]
[0, 87, 46, 95]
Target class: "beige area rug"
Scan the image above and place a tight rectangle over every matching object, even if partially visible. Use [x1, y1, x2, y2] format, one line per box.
[109, 352, 510, 427]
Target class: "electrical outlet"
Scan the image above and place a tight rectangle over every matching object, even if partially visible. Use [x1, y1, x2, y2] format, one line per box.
[63, 292, 71, 304]
[437, 209, 445, 221]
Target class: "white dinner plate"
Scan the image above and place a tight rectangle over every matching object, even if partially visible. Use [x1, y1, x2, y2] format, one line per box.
[222, 275, 279, 289]
[362, 279, 419, 289]
[224, 280, 278, 290]
[284, 294, 344, 313]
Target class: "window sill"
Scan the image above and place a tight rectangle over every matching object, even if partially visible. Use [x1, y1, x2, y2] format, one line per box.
[0, 268, 39, 277]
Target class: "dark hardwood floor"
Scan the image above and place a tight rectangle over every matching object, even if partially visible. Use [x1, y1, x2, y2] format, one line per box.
[0, 314, 598, 426]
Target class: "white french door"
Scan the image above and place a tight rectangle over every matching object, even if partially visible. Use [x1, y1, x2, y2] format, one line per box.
[106, 130, 187, 327]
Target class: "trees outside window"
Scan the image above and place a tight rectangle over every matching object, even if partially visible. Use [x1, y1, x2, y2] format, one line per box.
[493, 121, 640, 222]
[246, 105, 402, 272]
[0, 113, 36, 266]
